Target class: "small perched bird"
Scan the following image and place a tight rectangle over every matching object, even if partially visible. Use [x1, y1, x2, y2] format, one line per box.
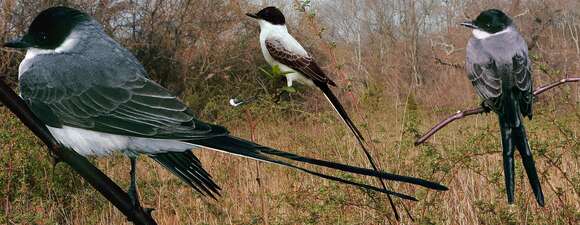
[246, 6, 404, 220]
[461, 9, 543, 206]
[4, 7, 447, 209]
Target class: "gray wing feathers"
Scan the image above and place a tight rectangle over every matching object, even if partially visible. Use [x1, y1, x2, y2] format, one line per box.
[466, 31, 533, 117]
[19, 54, 226, 139]
[467, 59, 502, 99]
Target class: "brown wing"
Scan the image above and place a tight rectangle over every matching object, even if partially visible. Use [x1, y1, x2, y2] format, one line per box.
[265, 39, 336, 86]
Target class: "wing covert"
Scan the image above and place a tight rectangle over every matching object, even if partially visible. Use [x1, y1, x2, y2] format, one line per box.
[265, 39, 335, 86]
[19, 55, 227, 140]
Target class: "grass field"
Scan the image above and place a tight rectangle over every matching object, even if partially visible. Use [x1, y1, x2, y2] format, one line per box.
[0, 83, 577, 225]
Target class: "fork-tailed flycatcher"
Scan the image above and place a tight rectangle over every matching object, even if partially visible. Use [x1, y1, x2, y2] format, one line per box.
[461, 9, 543, 206]
[3, 6, 447, 210]
[246, 6, 407, 220]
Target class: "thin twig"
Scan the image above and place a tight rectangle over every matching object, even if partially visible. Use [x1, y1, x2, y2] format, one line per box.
[415, 77, 579, 146]
[245, 110, 269, 225]
[0, 77, 157, 225]
[434, 57, 464, 69]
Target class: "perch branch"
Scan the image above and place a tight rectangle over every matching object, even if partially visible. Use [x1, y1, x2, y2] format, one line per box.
[0, 77, 157, 225]
[415, 77, 579, 146]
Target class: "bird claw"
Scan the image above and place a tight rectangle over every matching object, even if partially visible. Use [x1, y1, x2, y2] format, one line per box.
[480, 101, 492, 113]
[144, 207, 155, 216]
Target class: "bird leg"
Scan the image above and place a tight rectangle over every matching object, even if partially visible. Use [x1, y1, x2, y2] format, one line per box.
[48, 149, 62, 179]
[49, 150, 62, 167]
[128, 156, 141, 208]
[274, 78, 295, 103]
[126, 156, 155, 220]
[273, 91, 284, 103]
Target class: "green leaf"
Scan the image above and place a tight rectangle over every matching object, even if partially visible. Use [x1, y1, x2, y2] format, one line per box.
[259, 67, 274, 79]
[281, 86, 297, 93]
[272, 65, 283, 76]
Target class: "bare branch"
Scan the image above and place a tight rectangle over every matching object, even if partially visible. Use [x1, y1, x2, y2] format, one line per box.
[434, 57, 463, 69]
[415, 77, 579, 146]
[0, 77, 158, 225]
[533, 77, 580, 95]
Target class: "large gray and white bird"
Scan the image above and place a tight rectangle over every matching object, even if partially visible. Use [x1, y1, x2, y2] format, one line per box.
[245, 6, 405, 219]
[3, 7, 447, 209]
[461, 9, 543, 206]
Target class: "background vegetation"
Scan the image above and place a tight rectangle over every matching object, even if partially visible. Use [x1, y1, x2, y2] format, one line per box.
[1, 0, 578, 224]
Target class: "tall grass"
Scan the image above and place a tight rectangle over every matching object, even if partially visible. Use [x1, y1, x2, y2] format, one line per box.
[1, 0, 579, 224]
[0, 82, 577, 224]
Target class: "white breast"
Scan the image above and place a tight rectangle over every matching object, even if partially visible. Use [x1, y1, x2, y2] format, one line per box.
[258, 21, 313, 86]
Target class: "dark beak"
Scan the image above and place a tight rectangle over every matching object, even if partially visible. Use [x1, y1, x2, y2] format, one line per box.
[246, 13, 259, 19]
[460, 21, 478, 29]
[3, 37, 31, 49]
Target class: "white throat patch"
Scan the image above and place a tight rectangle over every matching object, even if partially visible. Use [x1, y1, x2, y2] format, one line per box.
[19, 33, 80, 79]
[23, 32, 79, 60]
[258, 20, 287, 33]
[472, 27, 511, 39]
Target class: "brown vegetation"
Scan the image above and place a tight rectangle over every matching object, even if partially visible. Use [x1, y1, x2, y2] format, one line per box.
[1, 0, 578, 224]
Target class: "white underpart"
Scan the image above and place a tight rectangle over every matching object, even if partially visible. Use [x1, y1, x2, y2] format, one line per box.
[47, 126, 195, 156]
[47, 126, 276, 164]
[18, 32, 80, 79]
[257, 20, 315, 87]
[472, 27, 512, 39]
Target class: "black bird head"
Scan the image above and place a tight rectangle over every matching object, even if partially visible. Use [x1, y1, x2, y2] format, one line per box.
[461, 9, 513, 34]
[246, 6, 286, 25]
[3, 6, 90, 49]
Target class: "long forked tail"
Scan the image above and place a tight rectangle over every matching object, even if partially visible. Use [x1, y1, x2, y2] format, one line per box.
[187, 135, 447, 201]
[499, 117, 544, 206]
[318, 83, 404, 220]
[149, 151, 221, 199]
[318, 83, 365, 141]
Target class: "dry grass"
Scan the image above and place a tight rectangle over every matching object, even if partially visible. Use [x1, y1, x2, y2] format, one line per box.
[1, 0, 579, 224]
[0, 83, 578, 224]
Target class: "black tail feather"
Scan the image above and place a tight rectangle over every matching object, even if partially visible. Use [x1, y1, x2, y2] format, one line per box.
[149, 151, 221, 199]
[188, 135, 447, 198]
[499, 116, 544, 206]
[318, 83, 404, 220]
[318, 83, 365, 141]
[513, 124, 544, 206]
[499, 120, 516, 204]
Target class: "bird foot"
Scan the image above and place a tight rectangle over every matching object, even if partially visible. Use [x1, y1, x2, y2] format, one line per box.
[144, 207, 155, 216]
[480, 101, 492, 113]
[48, 151, 62, 167]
